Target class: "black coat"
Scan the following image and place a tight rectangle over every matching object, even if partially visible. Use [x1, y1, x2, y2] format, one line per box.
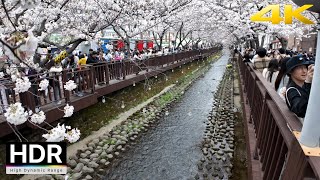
[285, 80, 311, 118]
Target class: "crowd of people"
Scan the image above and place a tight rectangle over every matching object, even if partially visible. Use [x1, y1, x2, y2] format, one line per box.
[240, 47, 315, 122]
[0, 44, 201, 113]
[55, 46, 190, 70]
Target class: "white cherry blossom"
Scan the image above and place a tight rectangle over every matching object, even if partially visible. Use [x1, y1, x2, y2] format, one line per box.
[64, 80, 77, 91]
[42, 123, 80, 143]
[38, 79, 49, 91]
[14, 77, 31, 93]
[42, 123, 67, 142]
[30, 111, 46, 124]
[4, 103, 28, 125]
[65, 128, 81, 143]
[63, 104, 74, 117]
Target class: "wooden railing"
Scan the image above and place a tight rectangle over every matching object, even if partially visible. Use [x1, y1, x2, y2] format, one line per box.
[236, 54, 320, 180]
[0, 48, 217, 115]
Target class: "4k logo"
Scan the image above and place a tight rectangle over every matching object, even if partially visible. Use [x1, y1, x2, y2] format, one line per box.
[251, 5, 315, 24]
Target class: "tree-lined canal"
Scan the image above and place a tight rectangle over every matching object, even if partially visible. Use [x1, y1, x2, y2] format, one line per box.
[102, 55, 229, 180]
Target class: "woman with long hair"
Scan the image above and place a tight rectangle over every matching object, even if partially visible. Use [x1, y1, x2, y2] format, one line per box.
[274, 57, 291, 91]
[262, 59, 279, 87]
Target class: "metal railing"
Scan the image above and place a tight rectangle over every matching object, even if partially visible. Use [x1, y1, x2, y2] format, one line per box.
[236, 54, 320, 180]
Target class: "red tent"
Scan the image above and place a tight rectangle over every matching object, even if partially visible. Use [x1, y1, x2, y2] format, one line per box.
[117, 40, 124, 49]
[136, 40, 144, 51]
[147, 41, 154, 49]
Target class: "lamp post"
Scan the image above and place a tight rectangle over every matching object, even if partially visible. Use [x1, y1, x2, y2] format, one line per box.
[291, 0, 320, 148]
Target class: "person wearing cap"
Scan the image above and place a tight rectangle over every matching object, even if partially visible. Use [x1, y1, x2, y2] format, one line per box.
[285, 55, 314, 119]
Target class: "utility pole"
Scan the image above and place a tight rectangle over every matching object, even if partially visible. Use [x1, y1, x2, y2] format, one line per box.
[299, 14, 320, 147]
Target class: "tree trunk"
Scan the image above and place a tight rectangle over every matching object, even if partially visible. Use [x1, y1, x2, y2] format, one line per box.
[260, 35, 266, 48]
[254, 36, 260, 49]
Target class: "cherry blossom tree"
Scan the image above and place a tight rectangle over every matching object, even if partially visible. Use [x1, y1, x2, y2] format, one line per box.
[0, 0, 318, 143]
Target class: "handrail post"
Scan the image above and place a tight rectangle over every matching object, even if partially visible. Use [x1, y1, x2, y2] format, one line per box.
[20, 91, 36, 112]
[89, 65, 95, 93]
[62, 70, 70, 103]
[105, 62, 110, 84]
[122, 61, 126, 80]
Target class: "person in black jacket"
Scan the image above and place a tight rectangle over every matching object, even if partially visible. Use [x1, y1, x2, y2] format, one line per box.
[86, 51, 98, 64]
[285, 55, 314, 118]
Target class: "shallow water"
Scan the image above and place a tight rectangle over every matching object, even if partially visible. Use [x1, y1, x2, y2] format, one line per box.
[102, 55, 229, 180]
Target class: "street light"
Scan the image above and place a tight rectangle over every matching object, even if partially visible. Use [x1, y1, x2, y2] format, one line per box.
[291, 0, 320, 148]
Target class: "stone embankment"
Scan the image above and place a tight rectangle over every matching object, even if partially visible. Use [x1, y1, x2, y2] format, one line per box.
[195, 60, 236, 180]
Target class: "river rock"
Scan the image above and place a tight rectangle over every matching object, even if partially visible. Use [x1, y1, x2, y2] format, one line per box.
[88, 146, 94, 151]
[88, 161, 99, 168]
[224, 147, 233, 153]
[85, 150, 91, 155]
[217, 150, 224, 156]
[105, 161, 110, 166]
[71, 172, 82, 180]
[85, 175, 93, 180]
[101, 151, 107, 157]
[80, 153, 88, 158]
[94, 149, 103, 154]
[36, 175, 52, 180]
[53, 175, 64, 180]
[100, 159, 107, 164]
[212, 146, 219, 151]
[68, 159, 77, 168]
[106, 147, 113, 153]
[89, 153, 99, 159]
[79, 158, 90, 165]
[82, 166, 94, 174]
[92, 158, 99, 163]
[114, 152, 120, 156]
[116, 140, 125, 146]
[73, 163, 84, 173]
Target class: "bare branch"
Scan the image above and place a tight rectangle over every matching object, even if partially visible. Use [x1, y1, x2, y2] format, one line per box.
[0, 39, 32, 68]
[1, 0, 17, 31]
